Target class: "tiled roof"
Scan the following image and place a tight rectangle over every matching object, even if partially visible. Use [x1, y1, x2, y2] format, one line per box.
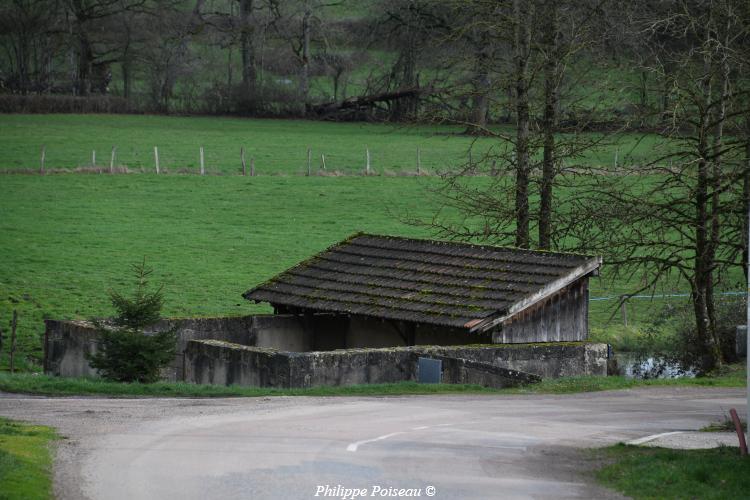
[243, 234, 600, 331]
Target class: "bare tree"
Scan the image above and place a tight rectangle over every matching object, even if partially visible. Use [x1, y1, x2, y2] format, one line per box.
[0, 0, 64, 94]
[64, 0, 149, 95]
[512, 0, 532, 248]
[566, 0, 750, 367]
[411, 0, 609, 251]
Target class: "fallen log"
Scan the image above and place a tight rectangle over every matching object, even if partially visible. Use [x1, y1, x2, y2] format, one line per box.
[312, 87, 432, 118]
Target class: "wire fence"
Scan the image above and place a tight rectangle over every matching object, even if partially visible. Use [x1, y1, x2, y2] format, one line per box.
[589, 290, 746, 327]
[589, 291, 746, 302]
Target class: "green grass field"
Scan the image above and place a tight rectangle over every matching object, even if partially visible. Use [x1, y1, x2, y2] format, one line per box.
[0, 173, 721, 370]
[0, 417, 57, 500]
[0, 175, 431, 368]
[0, 114, 663, 174]
[594, 444, 750, 500]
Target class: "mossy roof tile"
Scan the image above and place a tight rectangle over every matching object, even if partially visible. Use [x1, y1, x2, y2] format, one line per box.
[243, 233, 599, 331]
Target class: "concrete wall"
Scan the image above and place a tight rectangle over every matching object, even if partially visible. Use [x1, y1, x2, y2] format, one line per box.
[44, 320, 103, 378]
[45, 309, 604, 383]
[252, 315, 312, 351]
[345, 317, 403, 348]
[416, 342, 607, 379]
[433, 355, 541, 389]
[184, 341, 546, 389]
[186, 341, 292, 387]
[493, 279, 589, 344]
[46, 317, 251, 381]
[45, 314, 322, 381]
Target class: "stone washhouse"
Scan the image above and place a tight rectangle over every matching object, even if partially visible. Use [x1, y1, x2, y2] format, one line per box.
[45, 234, 608, 388]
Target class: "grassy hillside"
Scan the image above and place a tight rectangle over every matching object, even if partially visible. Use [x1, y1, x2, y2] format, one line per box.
[0, 114, 663, 174]
[0, 174, 719, 370]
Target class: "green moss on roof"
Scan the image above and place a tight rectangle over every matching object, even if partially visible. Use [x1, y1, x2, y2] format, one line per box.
[244, 233, 600, 330]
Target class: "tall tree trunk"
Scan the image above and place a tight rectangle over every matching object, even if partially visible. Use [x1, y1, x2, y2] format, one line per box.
[16, 35, 30, 94]
[660, 69, 671, 123]
[466, 30, 491, 135]
[76, 31, 93, 96]
[333, 68, 342, 101]
[504, 83, 513, 123]
[239, 0, 256, 96]
[300, 0, 311, 114]
[390, 10, 418, 122]
[538, 0, 558, 250]
[121, 31, 132, 100]
[705, 41, 731, 364]
[694, 143, 716, 368]
[639, 71, 648, 108]
[467, 73, 490, 133]
[693, 46, 721, 369]
[513, 0, 532, 248]
[122, 57, 131, 99]
[227, 46, 233, 87]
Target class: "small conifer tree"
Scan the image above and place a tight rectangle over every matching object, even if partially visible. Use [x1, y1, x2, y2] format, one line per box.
[88, 258, 176, 383]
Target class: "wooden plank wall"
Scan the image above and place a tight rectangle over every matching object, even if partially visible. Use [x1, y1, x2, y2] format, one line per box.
[492, 278, 589, 344]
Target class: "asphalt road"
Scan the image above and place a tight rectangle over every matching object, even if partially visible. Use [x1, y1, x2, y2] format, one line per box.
[0, 387, 745, 500]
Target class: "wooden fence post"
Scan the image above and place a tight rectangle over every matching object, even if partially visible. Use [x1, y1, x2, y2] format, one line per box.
[110, 146, 116, 174]
[10, 309, 17, 373]
[614, 148, 619, 168]
[241, 147, 247, 176]
[321, 153, 327, 171]
[200, 146, 205, 175]
[416, 146, 421, 175]
[621, 300, 628, 327]
[307, 147, 312, 176]
[92, 150, 96, 168]
[40, 145, 46, 175]
[154, 146, 160, 174]
[250, 157, 255, 177]
[365, 145, 371, 175]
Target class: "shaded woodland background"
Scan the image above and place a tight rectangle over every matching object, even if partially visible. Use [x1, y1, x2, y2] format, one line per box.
[0, 0, 715, 125]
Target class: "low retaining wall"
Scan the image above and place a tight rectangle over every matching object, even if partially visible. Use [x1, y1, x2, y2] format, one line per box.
[430, 355, 540, 388]
[44, 315, 314, 381]
[415, 342, 608, 379]
[184, 340, 542, 389]
[45, 314, 607, 385]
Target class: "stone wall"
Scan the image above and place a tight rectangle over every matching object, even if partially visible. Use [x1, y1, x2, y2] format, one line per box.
[183, 341, 545, 389]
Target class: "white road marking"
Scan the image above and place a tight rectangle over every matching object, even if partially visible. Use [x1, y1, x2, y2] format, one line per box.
[347, 420, 498, 452]
[627, 431, 684, 445]
[347, 423, 460, 452]
[347, 432, 405, 452]
[348, 420, 490, 452]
